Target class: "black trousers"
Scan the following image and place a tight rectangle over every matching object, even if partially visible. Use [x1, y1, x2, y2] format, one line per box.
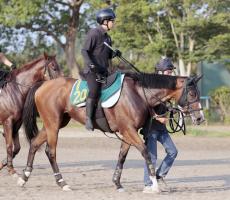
[85, 71, 101, 99]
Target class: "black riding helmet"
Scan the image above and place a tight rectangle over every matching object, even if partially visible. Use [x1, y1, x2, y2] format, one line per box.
[155, 58, 175, 71]
[96, 8, 116, 25]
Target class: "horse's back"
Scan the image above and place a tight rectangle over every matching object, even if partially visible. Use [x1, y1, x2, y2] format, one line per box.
[35, 77, 76, 106]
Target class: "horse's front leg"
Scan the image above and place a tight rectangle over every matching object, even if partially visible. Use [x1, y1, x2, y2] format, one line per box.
[45, 142, 71, 191]
[127, 129, 160, 193]
[3, 119, 16, 175]
[113, 141, 130, 191]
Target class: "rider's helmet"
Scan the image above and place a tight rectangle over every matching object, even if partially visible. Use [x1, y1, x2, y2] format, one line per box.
[96, 8, 116, 25]
[155, 57, 175, 72]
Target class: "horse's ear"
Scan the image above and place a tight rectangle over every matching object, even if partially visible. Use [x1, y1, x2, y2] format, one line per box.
[43, 52, 48, 59]
[195, 74, 203, 83]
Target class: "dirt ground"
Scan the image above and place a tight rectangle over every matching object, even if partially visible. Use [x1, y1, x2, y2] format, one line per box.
[1, 127, 230, 200]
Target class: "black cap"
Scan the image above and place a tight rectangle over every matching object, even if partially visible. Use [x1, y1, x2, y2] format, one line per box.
[156, 58, 175, 71]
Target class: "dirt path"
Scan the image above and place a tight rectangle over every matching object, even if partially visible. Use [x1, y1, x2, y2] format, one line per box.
[0, 129, 230, 200]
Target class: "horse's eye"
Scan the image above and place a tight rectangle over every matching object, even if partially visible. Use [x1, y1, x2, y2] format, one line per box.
[189, 91, 196, 97]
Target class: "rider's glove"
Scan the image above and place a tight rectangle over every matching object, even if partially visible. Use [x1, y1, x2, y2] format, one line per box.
[113, 49, 122, 58]
[89, 64, 100, 74]
[96, 73, 106, 84]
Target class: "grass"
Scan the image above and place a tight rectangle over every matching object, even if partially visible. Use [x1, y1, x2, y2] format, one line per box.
[1, 119, 229, 138]
[173, 125, 230, 137]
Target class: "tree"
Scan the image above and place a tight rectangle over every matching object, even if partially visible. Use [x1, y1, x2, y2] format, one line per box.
[0, 0, 85, 77]
[111, 0, 230, 75]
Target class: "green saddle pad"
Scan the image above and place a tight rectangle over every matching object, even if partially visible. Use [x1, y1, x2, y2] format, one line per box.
[70, 72, 122, 106]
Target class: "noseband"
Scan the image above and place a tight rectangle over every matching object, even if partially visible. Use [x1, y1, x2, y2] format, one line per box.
[178, 78, 202, 114]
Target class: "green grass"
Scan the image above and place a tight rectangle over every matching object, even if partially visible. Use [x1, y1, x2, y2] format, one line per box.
[173, 126, 230, 137]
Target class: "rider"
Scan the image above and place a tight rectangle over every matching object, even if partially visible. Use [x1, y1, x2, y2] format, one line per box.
[0, 51, 16, 88]
[142, 57, 178, 193]
[0, 52, 16, 69]
[81, 8, 121, 131]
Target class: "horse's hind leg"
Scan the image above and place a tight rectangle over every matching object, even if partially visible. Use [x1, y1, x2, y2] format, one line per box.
[17, 129, 47, 187]
[3, 120, 16, 175]
[0, 125, 21, 171]
[0, 134, 20, 171]
[113, 141, 130, 191]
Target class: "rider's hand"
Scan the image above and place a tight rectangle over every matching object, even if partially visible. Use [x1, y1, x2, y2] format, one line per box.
[113, 49, 122, 58]
[96, 73, 106, 83]
[89, 64, 98, 73]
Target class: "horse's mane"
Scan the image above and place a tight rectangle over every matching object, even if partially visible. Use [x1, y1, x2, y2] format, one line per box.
[15, 56, 45, 74]
[126, 72, 177, 89]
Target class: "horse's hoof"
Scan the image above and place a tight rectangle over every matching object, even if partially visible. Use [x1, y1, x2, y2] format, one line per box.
[143, 186, 161, 194]
[17, 177, 26, 187]
[117, 187, 125, 192]
[62, 185, 72, 191]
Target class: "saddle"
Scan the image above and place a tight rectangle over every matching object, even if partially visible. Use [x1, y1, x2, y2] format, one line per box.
[70, 72, 125, 132]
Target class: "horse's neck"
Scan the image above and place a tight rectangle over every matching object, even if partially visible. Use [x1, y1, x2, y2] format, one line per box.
[140, 77, 186, 106]
[16, 59, 45, 93]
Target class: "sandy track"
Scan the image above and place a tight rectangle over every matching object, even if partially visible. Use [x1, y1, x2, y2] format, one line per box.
[0, 129, 230, 200]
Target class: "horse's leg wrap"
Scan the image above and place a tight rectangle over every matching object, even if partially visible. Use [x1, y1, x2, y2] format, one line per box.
[112, 168, 122, 189]
[147, 162, 156, 177]
[54, 173, 67, 188]
[22, 166, 33, 182]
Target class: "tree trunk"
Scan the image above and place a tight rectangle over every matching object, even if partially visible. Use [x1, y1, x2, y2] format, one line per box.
[64, 42, 80, 78]
[63, 2, 82, 78]
[179, 58, 186, 76]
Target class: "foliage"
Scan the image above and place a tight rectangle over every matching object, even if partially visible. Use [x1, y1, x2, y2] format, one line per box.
[209, 86, 230, 124]
[110, 0, 230, 74]
[0, 0, 229, 76]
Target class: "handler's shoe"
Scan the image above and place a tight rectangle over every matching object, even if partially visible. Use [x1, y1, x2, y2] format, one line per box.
[143, 185, 153, 193]
[157, 177, 171, 192]
[143, 185, 160, 193]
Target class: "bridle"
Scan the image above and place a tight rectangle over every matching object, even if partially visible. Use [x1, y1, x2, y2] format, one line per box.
[177, 77, 203, 114]
[141, 76, 203, 135]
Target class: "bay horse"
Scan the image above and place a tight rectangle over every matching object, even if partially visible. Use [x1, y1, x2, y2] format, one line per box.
[18, 72, 204, 192]
[0, 53, 62, 174]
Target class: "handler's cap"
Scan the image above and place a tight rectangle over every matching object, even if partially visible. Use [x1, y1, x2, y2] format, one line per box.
[156, 58, 175, 71]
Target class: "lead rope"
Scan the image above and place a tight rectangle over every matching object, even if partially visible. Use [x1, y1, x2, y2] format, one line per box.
[168, 107, 186, 135]
[141, 87, 187, 135]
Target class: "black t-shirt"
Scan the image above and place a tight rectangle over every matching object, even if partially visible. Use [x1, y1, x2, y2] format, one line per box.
[150, 104, 168, 131]
[81, 26, 113, 74]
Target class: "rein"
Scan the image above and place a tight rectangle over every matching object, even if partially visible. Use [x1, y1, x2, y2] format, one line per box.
[140, 76, 201, 135]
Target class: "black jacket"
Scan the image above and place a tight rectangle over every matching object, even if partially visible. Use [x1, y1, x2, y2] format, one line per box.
[81, 26, 113, 74]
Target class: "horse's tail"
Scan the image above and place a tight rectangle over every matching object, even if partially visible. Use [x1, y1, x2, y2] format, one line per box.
[23, 81, 44, 142]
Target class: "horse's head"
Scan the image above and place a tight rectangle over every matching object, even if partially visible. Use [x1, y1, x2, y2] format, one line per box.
[177, 75, 205, 125]
[43, 52, 63, 79]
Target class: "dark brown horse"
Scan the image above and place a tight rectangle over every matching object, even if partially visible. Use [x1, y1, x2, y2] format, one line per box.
[0, 53, 62, 174]
[18, 72, 204, 192]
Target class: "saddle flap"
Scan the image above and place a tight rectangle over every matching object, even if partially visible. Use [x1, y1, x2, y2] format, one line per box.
[70, 72, 125, 108]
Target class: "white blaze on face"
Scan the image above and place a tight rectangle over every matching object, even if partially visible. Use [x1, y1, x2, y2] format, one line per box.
[191, 103, 205, 125]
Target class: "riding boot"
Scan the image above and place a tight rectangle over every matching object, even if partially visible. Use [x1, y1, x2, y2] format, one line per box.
[85, 98, 96, 131]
